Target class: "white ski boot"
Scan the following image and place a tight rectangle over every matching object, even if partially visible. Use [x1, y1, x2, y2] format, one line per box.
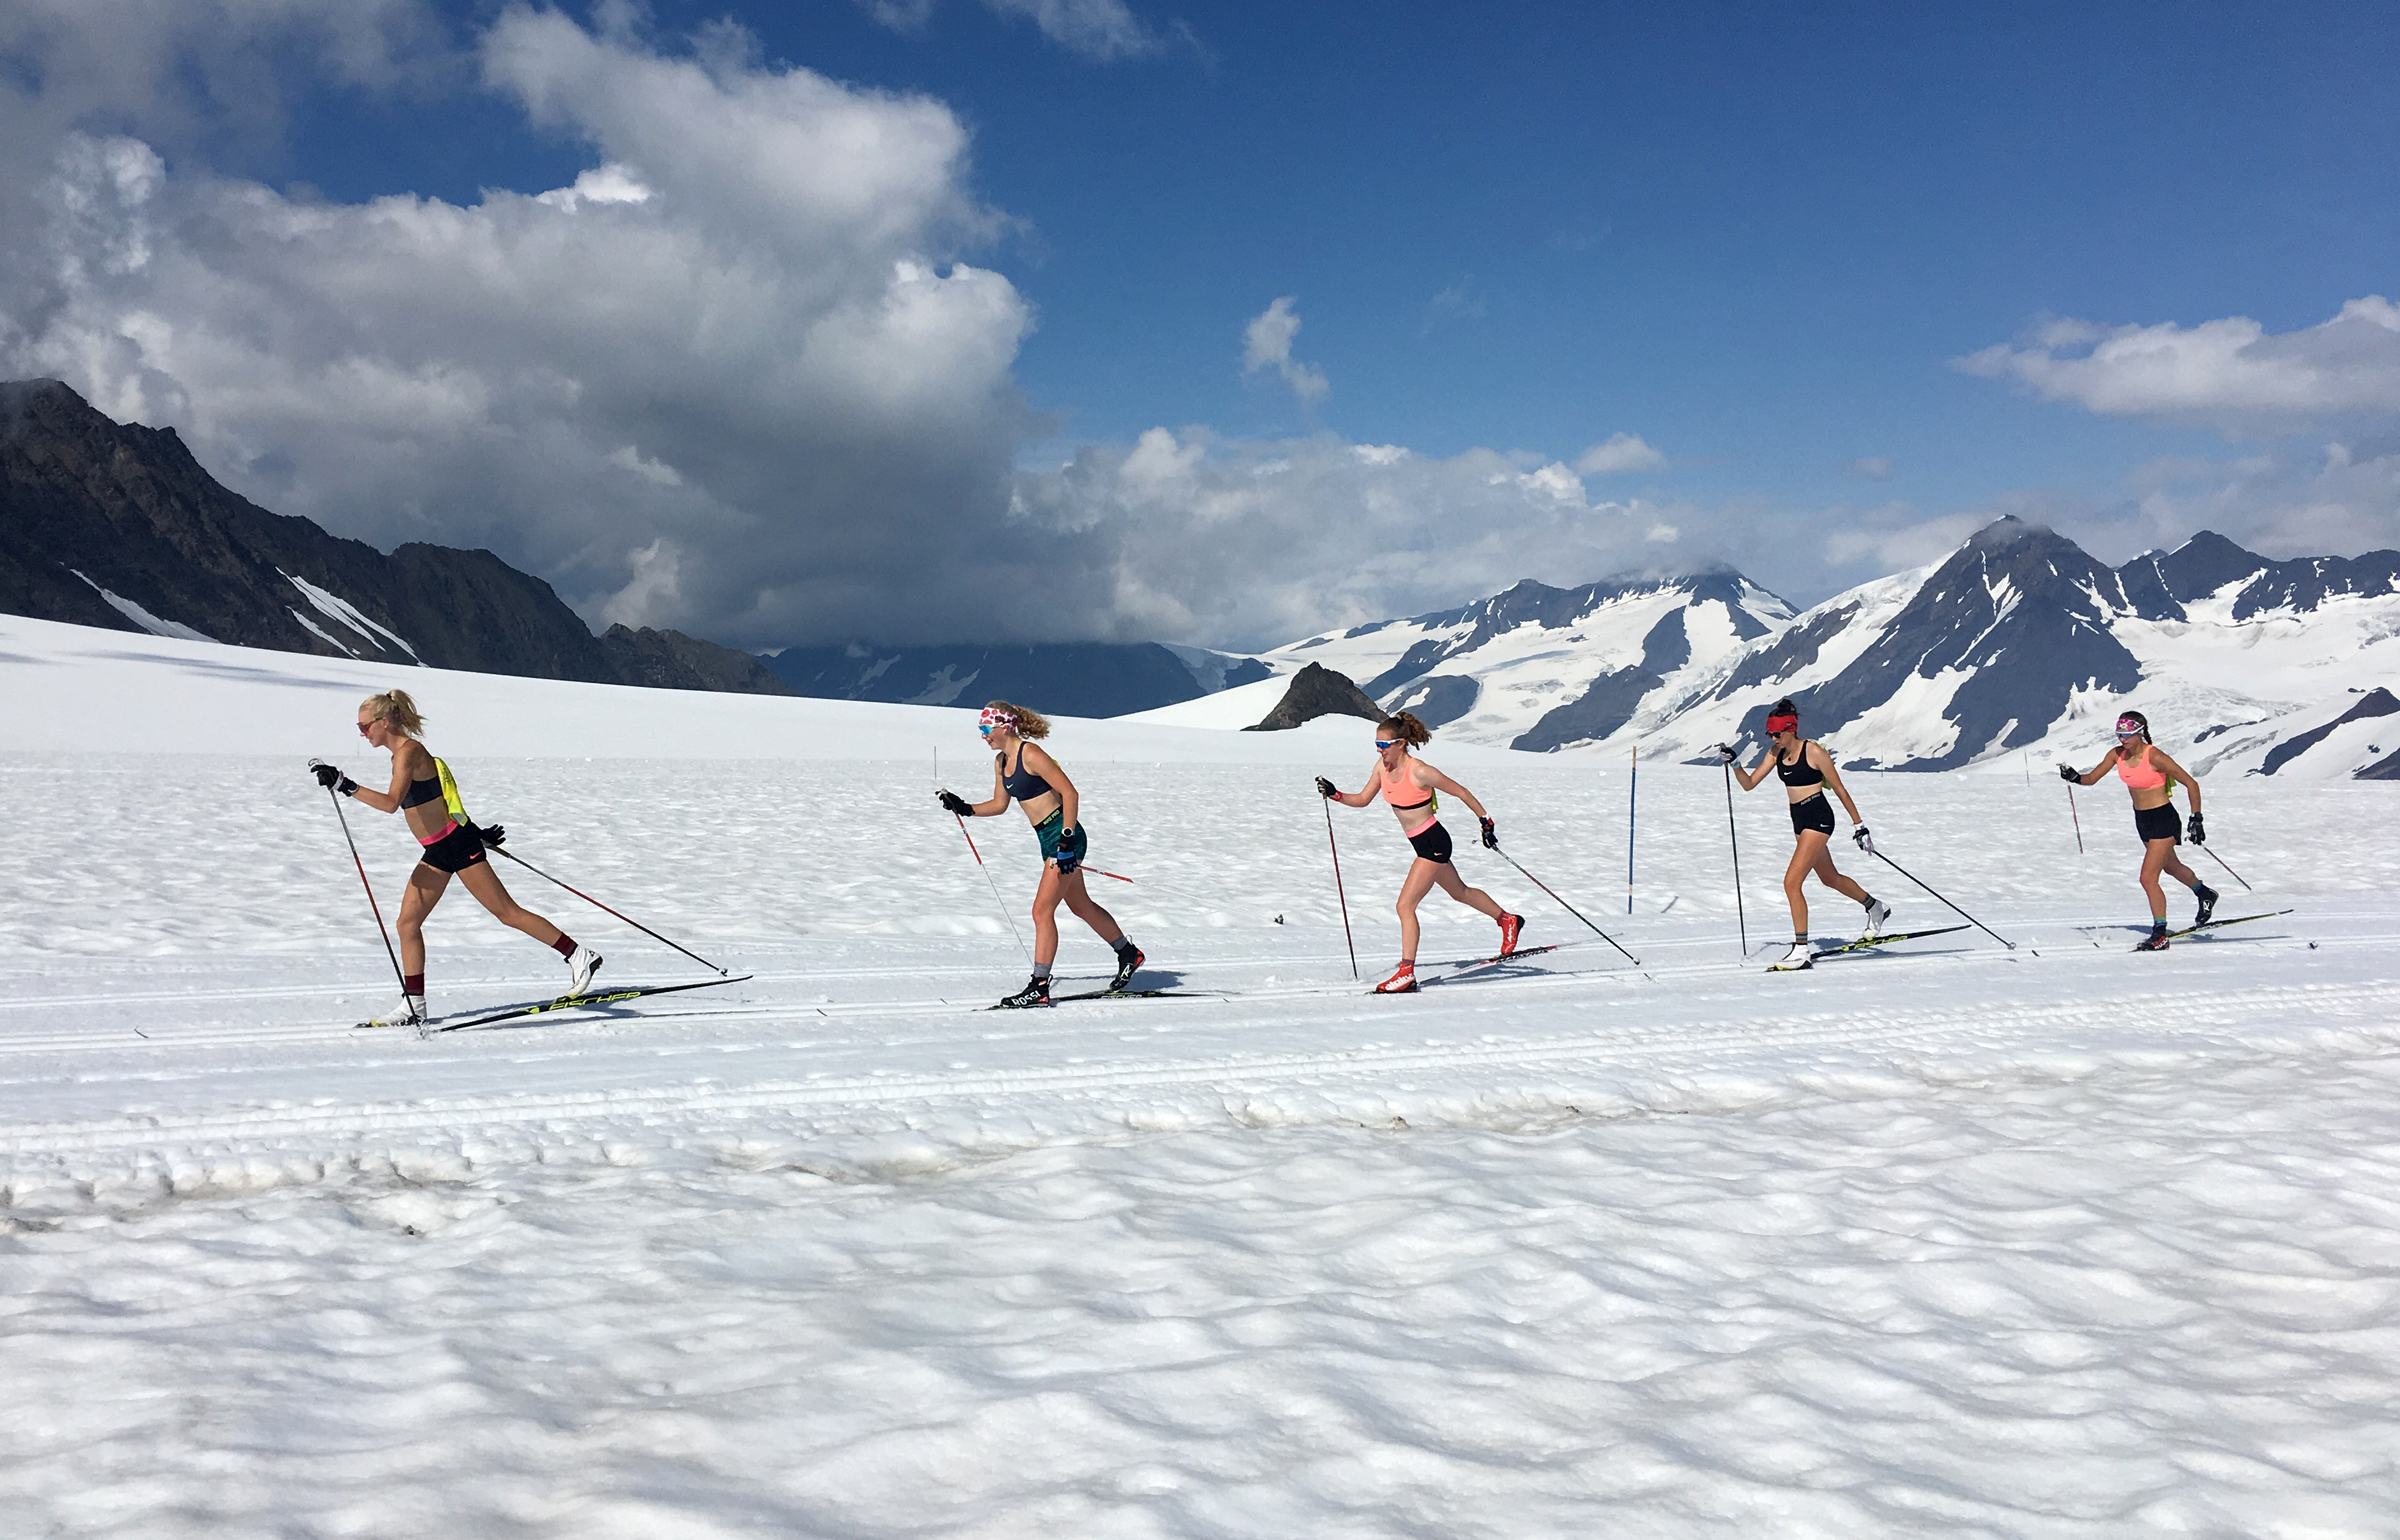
[358, 995, 427, 1030]
[567, 945, 604, 996]
[1862, 899, 1893, 939]
[1767, 940, 1816, 972]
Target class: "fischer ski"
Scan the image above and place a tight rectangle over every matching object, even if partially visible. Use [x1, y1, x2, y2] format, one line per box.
[1812, 925, 1969, 958]
[987, 987, 1210, 1010]
[1437, 943, 1563, 974]
[2167, 909, 2294, 942]
[417, 975, 751, 1033]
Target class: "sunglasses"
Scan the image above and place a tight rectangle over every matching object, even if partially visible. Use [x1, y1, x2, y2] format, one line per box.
[2115, 727, 2143, 738]
[356, 719, 380, 735]
[1374, 739, 1397, 749]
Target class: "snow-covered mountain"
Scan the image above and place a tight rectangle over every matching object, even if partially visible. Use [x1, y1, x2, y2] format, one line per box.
[1254, 572, 1794, 749]
[1237, 518, 2400, 778]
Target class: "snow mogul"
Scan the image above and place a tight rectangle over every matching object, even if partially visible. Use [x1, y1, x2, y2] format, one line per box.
[1720, 698, 1891, 971]
[2059, 710, 2215, 951]
[1316, 710, 1522, 994]
[938, 702, 1143, 1008]
[312, 689, 600, 1027]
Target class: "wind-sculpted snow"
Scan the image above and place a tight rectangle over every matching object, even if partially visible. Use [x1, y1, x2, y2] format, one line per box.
[3, 626, 2400, 1535]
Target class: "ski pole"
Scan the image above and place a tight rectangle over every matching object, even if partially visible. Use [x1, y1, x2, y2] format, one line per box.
[2197, 842, 2252, 891]
[1722, 762, 1748, 957]
[1867, 847, 2016, 950]
[951, 813, 1032, 963]
[486, 844, 731, 975]
[1626, 744, 1637, 915]
[2067, 782, 2084, 854]
[1490, 844, 1641, 966]
[325, 783, 411, 1005]
[1323, 795, 1358, 980]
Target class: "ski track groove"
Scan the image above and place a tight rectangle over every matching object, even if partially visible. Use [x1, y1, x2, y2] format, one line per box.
[4, 978, 2390, 1161]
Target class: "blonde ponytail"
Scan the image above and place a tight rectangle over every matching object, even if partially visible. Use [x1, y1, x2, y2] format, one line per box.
[361, 689, 424, 736]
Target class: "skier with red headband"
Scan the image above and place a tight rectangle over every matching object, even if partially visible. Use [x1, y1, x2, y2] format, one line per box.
[2058, 709, 2215, 951]
[937, 701, 1143, 1007]
[1720, 697, 1890, 971]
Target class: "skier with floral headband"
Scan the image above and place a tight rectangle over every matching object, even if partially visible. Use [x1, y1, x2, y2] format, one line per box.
[938, 702, 1143, 1007]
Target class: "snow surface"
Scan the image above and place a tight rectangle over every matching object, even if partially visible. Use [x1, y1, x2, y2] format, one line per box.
[4, 615, 2400, 1537]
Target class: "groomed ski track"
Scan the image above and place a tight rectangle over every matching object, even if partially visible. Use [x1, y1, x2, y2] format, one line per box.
[6, 617, 2400, 1538]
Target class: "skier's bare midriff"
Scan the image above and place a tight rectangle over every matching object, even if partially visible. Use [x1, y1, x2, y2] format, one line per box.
[1015, 788, 1061, 825]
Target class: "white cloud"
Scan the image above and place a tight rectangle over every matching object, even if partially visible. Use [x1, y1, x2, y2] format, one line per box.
[1956, 296, 2400, 428]
[1844, 456, 1895, 480]
[860, 0, 1183, 60]
[1240, 295, 1329, 405]
[1575, 432, 1666, 475]
[3, 10, 1040, 646]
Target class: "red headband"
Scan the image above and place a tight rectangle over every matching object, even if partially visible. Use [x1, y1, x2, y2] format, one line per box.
[1765, 713, 1798, 735]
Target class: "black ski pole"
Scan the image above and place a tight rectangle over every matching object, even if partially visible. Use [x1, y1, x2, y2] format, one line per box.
[1867, 847, 2016, 950]
[1323, 795, 1358, 980]
[2197, 841, 2252, 892]
[1490, 844, 1640, 965]
[325, 783, 410, 1004]
[951, 813, 1033, 964]
[1721, 762, 1748, 957]
[487, 844, 731, 975]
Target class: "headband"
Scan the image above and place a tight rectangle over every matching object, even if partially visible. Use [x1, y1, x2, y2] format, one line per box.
[1764, 712, 1798, 735]
[977, 706, 1016, 731]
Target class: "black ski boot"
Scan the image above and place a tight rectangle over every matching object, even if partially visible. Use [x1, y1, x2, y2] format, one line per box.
[2133, 924, 2170, 952]
[998, 973, 1052, 1008]
[2193, 883, 2219, 926]
[1108, 944, 1145, 993]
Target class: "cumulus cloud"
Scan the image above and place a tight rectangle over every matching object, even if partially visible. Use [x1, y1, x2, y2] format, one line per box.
[1956, 297, 2400, 429]
[1006, 431, 1734, 647]
[0, 8, 1057, 648]
[1575, 432, 1666, 475]
[1241, 296, 1329, 405]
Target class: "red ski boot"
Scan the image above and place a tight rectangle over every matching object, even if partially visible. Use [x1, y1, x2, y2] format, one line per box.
[1373, 961, 1419, 994]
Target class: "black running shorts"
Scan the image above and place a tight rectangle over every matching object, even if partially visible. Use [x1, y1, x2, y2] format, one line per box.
[419, 822, 487, 874]
[1406, 819, 1454, 864]
[2134, 802, 2182, 845]
[1789, 792, 1837, 836]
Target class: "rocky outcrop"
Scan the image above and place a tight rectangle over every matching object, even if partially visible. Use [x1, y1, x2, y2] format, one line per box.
[1245, 663, 1385, 732]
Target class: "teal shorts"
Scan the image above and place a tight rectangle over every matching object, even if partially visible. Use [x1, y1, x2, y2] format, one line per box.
[1034, 809, 1089, 868]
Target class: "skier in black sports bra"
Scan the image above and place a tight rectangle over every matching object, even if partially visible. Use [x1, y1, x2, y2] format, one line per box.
[936, 700, 1142, 1008]
[1721, 697, 1890, 971]
[310, 688, 597, 1027]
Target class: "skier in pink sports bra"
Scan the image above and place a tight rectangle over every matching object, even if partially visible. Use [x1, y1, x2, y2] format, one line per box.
[1316, 711, 1520, 993]
[2060, 709, 2215, 950]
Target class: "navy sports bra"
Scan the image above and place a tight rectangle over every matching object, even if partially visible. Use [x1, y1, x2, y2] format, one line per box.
[1776, 742, 1826, 787]
[399, 776, 443, 809]
[1000, 747, 1054, 802]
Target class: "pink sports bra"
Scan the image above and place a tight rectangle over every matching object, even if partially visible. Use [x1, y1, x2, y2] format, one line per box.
[2116, 743, 2167, 790]
[1379, 757, 1431, 811]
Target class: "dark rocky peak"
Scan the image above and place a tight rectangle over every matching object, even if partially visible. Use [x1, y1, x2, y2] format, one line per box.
[1783, 518, 2141, 768]
[2141, 529, 2400, 618]
[1246, 663, 1384, 732]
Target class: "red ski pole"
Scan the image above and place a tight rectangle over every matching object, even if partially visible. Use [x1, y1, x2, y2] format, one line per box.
[324, 782, 409, 1004]
[2067, 782, 2085, 854]
[955, 813, 1032, 962]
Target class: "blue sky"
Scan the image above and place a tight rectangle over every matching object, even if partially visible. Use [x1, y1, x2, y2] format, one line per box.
[4, 1, 2396, 647]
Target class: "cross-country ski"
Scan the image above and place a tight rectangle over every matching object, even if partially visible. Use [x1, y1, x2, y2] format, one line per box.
[416, 975, 754, 1033]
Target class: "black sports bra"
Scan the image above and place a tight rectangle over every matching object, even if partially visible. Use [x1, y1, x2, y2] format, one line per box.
[399, 776, 443, 809]
[1776, 742, 1826, 787]
[1000, 747, 1054, 802]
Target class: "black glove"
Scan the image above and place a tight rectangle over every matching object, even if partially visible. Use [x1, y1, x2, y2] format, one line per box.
[2188, 810, 2206, 845]
[1715, 743, 1738, 765]
[310, 760, 357, 796]
[472, 822, 506, 849]
[938, 789, 974, 817]
[1054, 839, 1081, 875]
[1314, 776, 1339, 799]
[1479, 816, 1498, 849]
[2057, 764, 2080, 783]
[1852, 823, 1875, 854]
